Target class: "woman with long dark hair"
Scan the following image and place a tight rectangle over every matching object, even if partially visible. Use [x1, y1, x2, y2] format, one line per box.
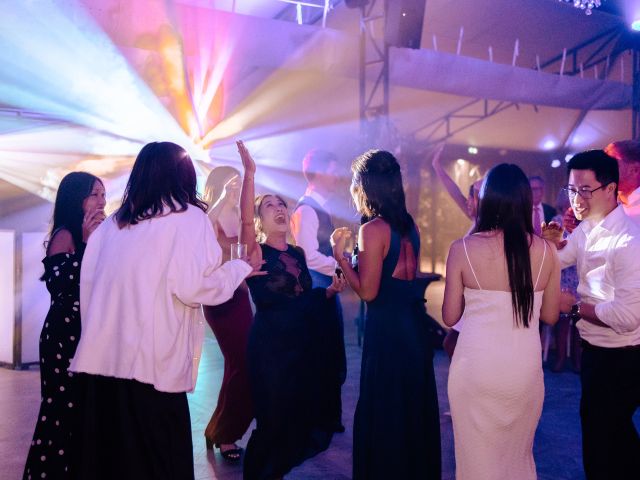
[443, 163, 560, 479]
[330, 149, 441, 479]
[69, 142, 259, 479]
[236, 141, 346, 480]
[201, 166, 254, 460]
[23, 171, 105, 480]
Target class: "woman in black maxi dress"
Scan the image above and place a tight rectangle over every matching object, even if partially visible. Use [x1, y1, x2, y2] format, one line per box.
[330, 149, 441, 479]
[23, 172, 105, 480]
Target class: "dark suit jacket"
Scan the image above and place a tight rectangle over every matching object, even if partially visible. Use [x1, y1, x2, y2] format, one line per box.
[542, 203, 556, 223]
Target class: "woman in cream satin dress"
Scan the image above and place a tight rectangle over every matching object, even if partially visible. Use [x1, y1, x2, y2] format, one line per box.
[443, 163, 561, 480]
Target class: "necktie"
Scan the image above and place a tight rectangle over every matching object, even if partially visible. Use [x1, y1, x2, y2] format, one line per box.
[533, 206, 541, 236]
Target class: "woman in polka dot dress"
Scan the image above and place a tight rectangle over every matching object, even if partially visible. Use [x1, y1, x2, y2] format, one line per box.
[23, 172, 106, 480]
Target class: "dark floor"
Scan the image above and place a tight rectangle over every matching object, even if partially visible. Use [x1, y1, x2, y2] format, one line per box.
[1, 287, 638, 479]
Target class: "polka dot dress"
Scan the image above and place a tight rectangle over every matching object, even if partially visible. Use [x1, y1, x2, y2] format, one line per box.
[23, 250, 83, 480]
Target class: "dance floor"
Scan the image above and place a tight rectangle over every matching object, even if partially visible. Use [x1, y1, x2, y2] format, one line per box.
[2, 285, 638, 479]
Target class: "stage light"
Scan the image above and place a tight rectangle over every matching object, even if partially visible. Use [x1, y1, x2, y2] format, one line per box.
[456, 158, 466, 165]
[551, 159, 561, 168]
[468, 146, 478, 154]
[541, 138, 557, 151]
[565, 153, 574, 163]
[632, 19, 640, 31]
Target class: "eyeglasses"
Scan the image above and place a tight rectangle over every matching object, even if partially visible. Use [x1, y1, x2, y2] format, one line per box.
[563, 184, 607, 199]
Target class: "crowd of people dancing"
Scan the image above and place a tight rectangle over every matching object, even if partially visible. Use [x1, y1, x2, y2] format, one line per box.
[22, 137, 640, 480]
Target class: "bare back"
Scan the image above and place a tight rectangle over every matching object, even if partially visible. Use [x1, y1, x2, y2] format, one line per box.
[461, 233, 552, 292]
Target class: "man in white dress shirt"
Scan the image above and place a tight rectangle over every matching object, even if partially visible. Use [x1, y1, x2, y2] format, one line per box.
[605, 140, 640, 222]
[290, 148, 346, 433]
[545, 150, 640, 479]
[291, 149, 340, 286]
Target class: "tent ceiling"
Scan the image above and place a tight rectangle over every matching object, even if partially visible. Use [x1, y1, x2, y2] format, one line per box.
[0, 0, 635, 207]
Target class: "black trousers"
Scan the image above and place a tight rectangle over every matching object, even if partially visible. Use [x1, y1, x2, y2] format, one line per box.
[76, 375, 194, 480]
[580, 342, 640, 480]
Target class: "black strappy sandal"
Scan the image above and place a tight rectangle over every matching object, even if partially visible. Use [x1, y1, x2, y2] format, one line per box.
[217, 444, 243, 462]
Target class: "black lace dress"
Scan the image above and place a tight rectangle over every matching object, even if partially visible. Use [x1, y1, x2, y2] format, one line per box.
[243, 244, 342, 480]
[23, 248, 84, 480]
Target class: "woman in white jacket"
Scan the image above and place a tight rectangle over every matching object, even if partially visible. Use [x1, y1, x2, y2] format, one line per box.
[70, 141, 261, 480]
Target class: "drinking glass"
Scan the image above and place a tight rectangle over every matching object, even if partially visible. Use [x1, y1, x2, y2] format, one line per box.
[230, 243, 247, 260]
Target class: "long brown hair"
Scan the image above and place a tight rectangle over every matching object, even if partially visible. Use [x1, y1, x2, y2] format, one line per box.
[474, 163, 534, 327]
[46, 172, 103, 250]
[351, 149, 414, 235]
[202, 166, 241, 207]
[115, 142, 207, 228]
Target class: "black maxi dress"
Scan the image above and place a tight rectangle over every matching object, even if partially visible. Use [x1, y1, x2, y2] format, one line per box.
[353, 227, 442, 479]
[23, 248, 84, 480]
[243, 244, 342, 480]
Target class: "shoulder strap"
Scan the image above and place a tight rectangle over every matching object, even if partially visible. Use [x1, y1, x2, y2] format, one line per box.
[462, 237, 482, 290]
[533, 239, 547, 291]
[382, 229, 402, 276]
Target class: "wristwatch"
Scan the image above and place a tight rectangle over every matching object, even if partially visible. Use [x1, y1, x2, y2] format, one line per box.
[570, 302, 582, 321]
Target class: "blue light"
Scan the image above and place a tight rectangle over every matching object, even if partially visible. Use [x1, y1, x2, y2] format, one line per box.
[632, 20, 640, 32]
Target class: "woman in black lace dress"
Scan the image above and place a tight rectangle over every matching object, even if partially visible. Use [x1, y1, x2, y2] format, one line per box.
[23, 172, 106, 480]
[236, 141, 346, 480]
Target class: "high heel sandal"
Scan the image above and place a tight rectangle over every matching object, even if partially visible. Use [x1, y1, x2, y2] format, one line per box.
[217, 443, 243, 462]
[205, 437, 243, 461]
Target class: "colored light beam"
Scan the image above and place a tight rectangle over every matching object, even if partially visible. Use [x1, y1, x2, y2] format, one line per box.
[0, 1, 190, 145]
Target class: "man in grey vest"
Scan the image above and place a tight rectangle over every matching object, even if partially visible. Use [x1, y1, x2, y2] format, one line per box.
[291, 149, 340, 286]
[291, 149, 346, 433]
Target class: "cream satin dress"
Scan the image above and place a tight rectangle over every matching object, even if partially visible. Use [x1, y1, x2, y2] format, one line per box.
[448, 238, 547, 480]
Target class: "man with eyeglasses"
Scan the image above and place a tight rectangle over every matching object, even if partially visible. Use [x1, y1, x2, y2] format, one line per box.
[543, 149, 640, 479]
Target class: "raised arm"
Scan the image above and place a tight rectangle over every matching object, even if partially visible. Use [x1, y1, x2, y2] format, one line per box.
[207, 175, 240, 225]
[431, 143, 471, 219]
[237, 140, 258, 256]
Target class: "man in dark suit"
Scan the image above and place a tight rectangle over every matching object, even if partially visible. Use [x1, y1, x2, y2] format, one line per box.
[529, 175, 556, 234]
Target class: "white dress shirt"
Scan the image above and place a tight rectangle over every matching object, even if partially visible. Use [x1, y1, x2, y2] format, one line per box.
[558, 205, 640, 347]
[70, 205, 252, 393]
[622, 185, 640, 223]
[290, 189, 337, 276]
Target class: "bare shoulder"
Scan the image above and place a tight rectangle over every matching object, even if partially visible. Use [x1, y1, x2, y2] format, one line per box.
[361, 217, 389, 235]
[359, 218, 389, 250]
[47, 229, 74, 256]
[532, 235, 553, 254]
[448, 237, 465, 251]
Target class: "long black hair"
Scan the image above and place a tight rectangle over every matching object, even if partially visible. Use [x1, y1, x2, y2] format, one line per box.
[115, 142, 207, 228]
[351, 149, 414, 235]
[474, 163, 534, 327]
[47, 172, 102, 251]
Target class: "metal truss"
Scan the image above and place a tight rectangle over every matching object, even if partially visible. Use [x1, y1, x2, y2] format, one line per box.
[274, 0, 338, 27]
[357, 0, 391, 148]
[633, 49, 640, 139]
[410, 25, 640, 146]
[411, 98, 518, 148]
